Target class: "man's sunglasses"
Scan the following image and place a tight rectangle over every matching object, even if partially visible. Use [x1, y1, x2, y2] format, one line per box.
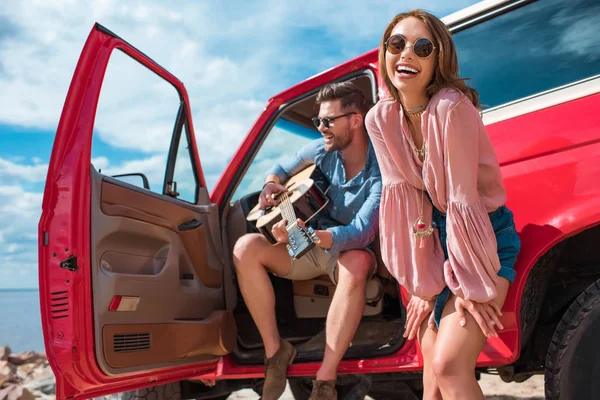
[312, 112, 356, 129]
[385, 34, 436, 58]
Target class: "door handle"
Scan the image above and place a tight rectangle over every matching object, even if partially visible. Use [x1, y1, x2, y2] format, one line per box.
[178, 219, 202, 231]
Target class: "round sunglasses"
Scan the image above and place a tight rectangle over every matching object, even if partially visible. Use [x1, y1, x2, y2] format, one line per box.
[385, 34, 436, 58]
[312, 112, 356, 129]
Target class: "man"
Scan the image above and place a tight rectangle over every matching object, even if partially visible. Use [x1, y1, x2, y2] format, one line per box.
[233, 81, 381, 400]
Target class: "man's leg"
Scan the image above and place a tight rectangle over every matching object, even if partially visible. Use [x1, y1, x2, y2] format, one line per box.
[315, 249, 374, 381]
[232, 233, 292, 358]
[233, 233, 299, 400]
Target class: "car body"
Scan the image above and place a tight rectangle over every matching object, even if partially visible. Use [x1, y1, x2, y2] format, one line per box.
[39, 0, 600, 398]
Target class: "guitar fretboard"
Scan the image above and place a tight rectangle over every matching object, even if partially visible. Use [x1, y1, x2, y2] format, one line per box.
[279, 191, 297, 228]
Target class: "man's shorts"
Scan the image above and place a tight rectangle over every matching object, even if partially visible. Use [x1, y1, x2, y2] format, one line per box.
[277, 247, 377, 285]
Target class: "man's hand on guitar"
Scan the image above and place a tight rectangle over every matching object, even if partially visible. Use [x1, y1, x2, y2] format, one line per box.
[259, 182, 287, 210]
[271, 219, 289, 244]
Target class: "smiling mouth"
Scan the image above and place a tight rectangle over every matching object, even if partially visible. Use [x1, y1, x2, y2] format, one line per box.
[396, 66, 419, 75]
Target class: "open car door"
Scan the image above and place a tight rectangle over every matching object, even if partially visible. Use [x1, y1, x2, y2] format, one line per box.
[38, 24, 236, 400]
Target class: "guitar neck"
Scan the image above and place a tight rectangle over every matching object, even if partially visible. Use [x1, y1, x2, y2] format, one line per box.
[279, 192, 297, 229]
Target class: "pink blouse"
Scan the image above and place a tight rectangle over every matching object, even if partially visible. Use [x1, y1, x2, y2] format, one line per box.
[365, 88, 507, 302]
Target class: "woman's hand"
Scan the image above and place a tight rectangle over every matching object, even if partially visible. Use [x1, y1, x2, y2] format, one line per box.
[403, 296, 435, 340]
[454, 296, 504, 338]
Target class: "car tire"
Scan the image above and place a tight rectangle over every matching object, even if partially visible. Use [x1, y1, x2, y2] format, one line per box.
[545, 278, 600, 399]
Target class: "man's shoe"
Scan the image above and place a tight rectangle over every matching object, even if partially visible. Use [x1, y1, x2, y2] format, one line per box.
[262, 339, 297, 400]
[308, 380, 337, 400]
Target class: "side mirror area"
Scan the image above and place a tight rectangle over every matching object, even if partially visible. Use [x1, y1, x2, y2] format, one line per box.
[112, 173, 151, 190]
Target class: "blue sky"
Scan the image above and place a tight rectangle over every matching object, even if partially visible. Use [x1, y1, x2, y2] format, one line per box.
[0, 0, 477, 288]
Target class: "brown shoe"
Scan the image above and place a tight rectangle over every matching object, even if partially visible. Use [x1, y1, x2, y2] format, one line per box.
[309, 380, 337, 400]
[262, 339, 297, 400]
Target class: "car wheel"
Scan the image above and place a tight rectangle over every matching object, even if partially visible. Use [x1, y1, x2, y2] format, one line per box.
[545, 278, 600, 399]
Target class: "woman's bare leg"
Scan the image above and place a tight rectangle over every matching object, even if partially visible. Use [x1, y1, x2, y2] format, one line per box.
[432, 280, 510, 400]
[418, 318, 443, 400]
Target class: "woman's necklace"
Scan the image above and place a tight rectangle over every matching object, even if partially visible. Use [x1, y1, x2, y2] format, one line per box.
[402, 99, 433, 248]
[409, 139, 426, 159]
[402, 100, 429, 118]
[413, 184, 434, 249]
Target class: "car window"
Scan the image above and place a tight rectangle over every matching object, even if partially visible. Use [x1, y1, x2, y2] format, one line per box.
[91, 49, 180, 194]
[231, 118, 320, 203]
[171, 125, 198, 203]
[454, 0, 600, 109]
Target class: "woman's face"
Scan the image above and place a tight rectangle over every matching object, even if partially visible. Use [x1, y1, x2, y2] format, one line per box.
[385, 17, 437, 98]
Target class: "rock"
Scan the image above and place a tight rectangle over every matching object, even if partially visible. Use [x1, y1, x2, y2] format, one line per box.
[0, 347, 10, 362]
[0, 385, 35, 400]
[29, 363, 52, 381]
[15, 365, 34, 382]
[23, 374, 55, 395]
[0, 361, 17, 385]
[7, 353, 45, 367]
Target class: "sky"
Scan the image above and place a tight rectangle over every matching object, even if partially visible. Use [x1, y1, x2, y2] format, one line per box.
[0, 0, 478, 289]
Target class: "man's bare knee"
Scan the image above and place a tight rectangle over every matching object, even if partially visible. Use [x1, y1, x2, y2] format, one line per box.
[337, 250, 372, 286]
[233, 233, 269, 270]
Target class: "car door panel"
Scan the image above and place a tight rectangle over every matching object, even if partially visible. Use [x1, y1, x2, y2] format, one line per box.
[39, 23, 235, 399]
[90, 168, 235, 375]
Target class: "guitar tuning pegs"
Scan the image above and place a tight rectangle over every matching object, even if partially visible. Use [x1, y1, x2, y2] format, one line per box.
[307, 227, 321, 244]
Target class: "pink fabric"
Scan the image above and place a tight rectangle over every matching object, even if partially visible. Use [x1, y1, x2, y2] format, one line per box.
[365, 88, 507, 302]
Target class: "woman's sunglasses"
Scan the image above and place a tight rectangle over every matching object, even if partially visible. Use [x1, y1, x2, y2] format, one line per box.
[385, 34, 436, 58]
[312, 112, 356, 129]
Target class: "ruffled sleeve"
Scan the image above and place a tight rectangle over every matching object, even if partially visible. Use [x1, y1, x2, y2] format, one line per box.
[442, 100, 501, 302]
[366, 101, 447, 300]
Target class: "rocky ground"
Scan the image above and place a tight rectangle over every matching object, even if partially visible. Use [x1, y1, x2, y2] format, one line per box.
[0, 347, 54, 400]
[0, 346, 544, 400]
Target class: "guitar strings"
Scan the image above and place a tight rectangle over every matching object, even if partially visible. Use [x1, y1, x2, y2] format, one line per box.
[280, 191, 296, 228]
[283, 193, 294, 227]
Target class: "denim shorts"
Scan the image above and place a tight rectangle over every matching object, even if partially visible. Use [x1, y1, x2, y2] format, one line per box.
[431, 204, 521, 328]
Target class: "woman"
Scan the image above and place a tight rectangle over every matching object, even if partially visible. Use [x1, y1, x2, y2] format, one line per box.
[365, 10, 521, 400]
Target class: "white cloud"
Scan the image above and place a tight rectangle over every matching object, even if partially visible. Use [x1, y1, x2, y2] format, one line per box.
[0, 0, 476, 289]
[96, 154, 168, 191]
[0, 158, 48, 184]
[551, 5, 600, 61]
[0, 0, 470, 143]
[0, 183, 42, 288]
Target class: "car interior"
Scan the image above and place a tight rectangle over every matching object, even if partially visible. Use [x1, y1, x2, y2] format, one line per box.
[88, 72, 405, 376]
[222, 73, 406, 365]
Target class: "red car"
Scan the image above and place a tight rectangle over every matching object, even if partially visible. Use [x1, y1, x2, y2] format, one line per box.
[39, 0, 600, 399]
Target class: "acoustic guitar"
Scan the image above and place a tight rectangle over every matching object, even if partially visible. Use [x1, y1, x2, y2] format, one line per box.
[246, 165, 330, 260]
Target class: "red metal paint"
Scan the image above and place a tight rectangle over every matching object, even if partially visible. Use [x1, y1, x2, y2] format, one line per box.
[38, 25, 215, 400]
[40, 17, 600, 398]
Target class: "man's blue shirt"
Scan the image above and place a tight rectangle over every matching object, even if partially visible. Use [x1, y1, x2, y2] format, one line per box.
[266, 138, 382, 255]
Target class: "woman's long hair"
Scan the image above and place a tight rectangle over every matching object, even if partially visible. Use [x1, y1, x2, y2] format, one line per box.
[378, 9, 480, 109]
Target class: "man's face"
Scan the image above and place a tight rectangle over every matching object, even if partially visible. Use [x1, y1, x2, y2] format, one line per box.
[317, 100, 354, 152]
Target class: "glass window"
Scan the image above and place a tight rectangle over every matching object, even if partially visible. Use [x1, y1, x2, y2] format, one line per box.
[231, 118, 320, 202]
[454, 0, 600, 109]
[171, 126, 198, 203]
[91, 49, 180, 194]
